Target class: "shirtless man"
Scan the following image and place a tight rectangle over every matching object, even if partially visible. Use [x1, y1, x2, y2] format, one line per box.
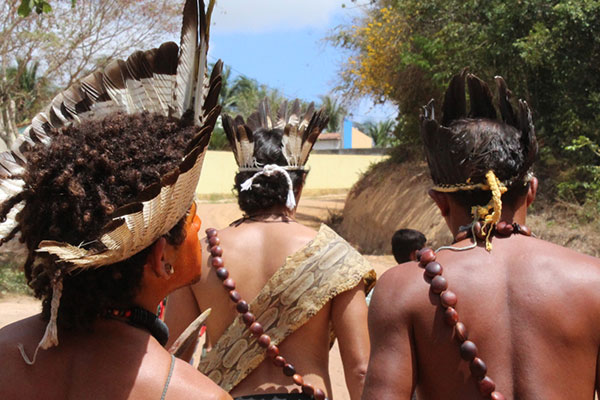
[363, 71, 600, 399]
[0, 1, 230, 397]
[166, 100, 375, 400]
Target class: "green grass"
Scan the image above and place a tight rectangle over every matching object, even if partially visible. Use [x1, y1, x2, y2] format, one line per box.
[0, 255, 30, 296]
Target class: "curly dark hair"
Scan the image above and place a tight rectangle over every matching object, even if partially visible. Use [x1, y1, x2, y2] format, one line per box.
[0, 111, 199, 329]
[234, 128, 307, 215]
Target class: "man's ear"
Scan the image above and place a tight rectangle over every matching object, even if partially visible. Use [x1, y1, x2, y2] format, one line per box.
[526, 177, 538, 207]
[147, 237, 168, 278]
[429, 189, 450, 217]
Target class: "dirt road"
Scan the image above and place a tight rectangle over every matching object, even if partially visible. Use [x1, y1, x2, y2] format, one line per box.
[0, 194, 395, 400]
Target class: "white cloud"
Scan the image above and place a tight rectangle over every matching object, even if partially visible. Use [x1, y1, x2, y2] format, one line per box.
[210, 0, 347, 33]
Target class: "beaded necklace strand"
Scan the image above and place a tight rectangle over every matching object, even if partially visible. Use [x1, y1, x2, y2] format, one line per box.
[205, 228, 329, 400]
[415, 221, 532, 400]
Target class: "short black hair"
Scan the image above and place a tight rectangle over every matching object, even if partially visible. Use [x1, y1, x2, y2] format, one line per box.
[391, 229, 426, 264]
[234, 128, 306, 215]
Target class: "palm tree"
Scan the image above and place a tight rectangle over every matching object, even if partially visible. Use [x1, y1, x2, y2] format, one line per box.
[359, 119, 397, 148]
[319, 95, 346, 132]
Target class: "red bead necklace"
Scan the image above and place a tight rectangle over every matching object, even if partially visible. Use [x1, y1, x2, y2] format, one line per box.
[205, 228, 329, 400]
[415, 222, 532, 400]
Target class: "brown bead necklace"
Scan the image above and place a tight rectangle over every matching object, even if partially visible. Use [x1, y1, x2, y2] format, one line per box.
[416, 221, 532, 400]
[205, 228, 329, 400]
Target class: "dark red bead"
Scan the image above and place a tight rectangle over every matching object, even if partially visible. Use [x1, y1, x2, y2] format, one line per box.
[301, 383, 315, 396]
[440, 290, 458, 308]
[418, 248, 436, 267]
[444, 307, 459, 326]
[267, 344, 279, 358]
[517, 224, 531, 236]
[208, 236, 220, 247]
[460, 340, 478, 361]
[431, 275, 448, 294]
[491, 391, 506, 400]
[211, 256, 224, 268]
[273, 356, 286, 367]
[236, 300, 249, 314]
[469, 357, 487, 379]
[425, 262, 443, 277]
[455, 322, 468, 343]
[242, 312, 255, 326]
[258, 334, 271, 348]
[229, 290, 241, 303]
[249, 322, 264, 336]
[478, 376, 496, 396]
[283, 363, 296, 376]
[216, 268, 229, 280]
[496, 221, 513, 236]
[292, 373, 304, 386]
[205, 228, 217, 237]
[210, 245, 223, 257]
[223, 278, 235, 290]
[313, 388, 326, 400]
[454, 230, 469, 242]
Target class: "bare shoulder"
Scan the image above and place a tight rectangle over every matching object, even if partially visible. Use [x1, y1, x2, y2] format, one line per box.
[0, 314, 43, 349]
[370, 262, 427, 321]
[168, 358, 231, 400]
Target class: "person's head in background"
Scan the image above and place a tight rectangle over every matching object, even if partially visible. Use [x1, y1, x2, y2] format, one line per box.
[391, 229, 427, 264]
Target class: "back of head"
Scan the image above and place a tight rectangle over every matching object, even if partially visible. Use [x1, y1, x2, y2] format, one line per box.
[421, 71, 538, 213]
[1, 112, 198, 329]
[223, 99, 329, 216]
[391, 229, 426, 264]
[234, 128, 306, 215]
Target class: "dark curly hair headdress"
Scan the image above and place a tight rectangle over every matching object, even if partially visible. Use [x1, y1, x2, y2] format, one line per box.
[0, 0, 221, 362]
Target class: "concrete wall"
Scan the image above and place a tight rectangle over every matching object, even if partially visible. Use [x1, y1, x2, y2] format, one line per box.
[196, 150, 388, 197]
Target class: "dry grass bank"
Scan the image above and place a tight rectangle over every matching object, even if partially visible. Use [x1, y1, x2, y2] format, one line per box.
[340, 160, 600, 257]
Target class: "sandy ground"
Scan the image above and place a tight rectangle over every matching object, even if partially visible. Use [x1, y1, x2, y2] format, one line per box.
[0, 194, 395, 400]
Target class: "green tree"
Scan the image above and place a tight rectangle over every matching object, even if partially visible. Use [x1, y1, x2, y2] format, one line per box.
[330, 0, 600, 152]
[357, 119, 397, 148]
[319, 95, 347, 132]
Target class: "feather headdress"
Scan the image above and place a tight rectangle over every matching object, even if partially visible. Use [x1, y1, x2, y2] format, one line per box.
[421, 70, 537, 190]
[421, 70, 538, 251]
[0, 0, 221, 362]
[223, 98, 329, 170]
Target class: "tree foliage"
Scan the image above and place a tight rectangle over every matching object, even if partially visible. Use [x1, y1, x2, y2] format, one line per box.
[330, 0, 600, 153]
[356, 119, 398, 148]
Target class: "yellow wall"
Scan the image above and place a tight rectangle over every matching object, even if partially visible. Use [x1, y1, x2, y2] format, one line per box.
[196, 151, 388, 197]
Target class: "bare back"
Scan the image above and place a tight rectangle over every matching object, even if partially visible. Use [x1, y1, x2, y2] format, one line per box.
[192, 221, 332, 397]
[182, 219, 370, 399]
[0, 316, 228, 400]
[364, 235, 600, 399]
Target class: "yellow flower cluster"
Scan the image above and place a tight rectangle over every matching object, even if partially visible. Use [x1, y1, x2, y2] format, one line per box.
[346, 7, 408, 98]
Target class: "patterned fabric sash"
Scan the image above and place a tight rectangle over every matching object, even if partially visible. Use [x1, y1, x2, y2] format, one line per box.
[198, 224, 376, 392]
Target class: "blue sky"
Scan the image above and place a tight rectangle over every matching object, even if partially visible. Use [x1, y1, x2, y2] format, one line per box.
[204, 0, 398, 124]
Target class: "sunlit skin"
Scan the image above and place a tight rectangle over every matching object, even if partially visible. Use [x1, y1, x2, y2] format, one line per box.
[0, 203, 231, 400]
[165, 195, 370, 400]
[363, 179, 600, 400]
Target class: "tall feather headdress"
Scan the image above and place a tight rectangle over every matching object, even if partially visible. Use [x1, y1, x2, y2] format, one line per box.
[223, 98, 329, 170]
[421, 70, 538, 251]
[0, 0, 221, 361]
[421, 70, 537, 190]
